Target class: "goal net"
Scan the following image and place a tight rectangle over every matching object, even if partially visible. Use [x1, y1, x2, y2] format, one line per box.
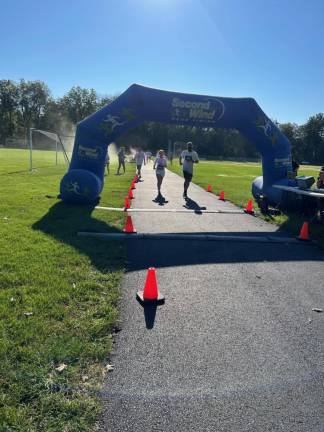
[173, 141, 187, 158]
[29, 128, 72, 171]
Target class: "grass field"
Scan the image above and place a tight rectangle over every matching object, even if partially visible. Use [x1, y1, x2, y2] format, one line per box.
[169, 160, 324, 245]
[1, 150, 323, 431]
[0, 149, 134, 431]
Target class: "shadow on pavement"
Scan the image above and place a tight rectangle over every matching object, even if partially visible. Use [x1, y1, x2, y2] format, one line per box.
[183, 198, 207, 213]
[152, 196, 169, 206]
[142, 303, 157, 329]
[126, 232, 324, 270]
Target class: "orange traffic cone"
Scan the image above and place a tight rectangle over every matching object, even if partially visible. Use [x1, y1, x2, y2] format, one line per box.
[123, 215, 136, 233]
[136, 268, 165, 304]
[207, 184, 212, 192]
[128, 188, 134, 199]
[219, 190, 225, 201]
[133, 175, 138, 183]
[131, 180, 136, 190]
[298, 221, 310, 241]
[143, 268, 158, 300]
[244, 199, 254, 215]
[124, 196, 131, 209]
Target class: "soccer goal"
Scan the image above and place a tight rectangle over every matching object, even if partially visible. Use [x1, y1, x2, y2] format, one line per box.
[29, 128, 72, 171]
[173, 141, 187, 159]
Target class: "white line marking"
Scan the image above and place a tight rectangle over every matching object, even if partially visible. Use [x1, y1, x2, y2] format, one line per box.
[95, 206, 245, 214]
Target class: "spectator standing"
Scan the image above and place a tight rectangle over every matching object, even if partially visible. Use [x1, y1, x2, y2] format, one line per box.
[116, 147, 126, 175]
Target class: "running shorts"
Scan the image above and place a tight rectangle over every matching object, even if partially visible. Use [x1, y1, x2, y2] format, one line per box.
[156, 169, 165, 178]
[183, 170, 193, 181]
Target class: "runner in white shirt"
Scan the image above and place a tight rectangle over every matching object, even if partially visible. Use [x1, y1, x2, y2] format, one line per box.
[153, 149, 167, 200]
[179, 142, 199, 199]
[134, 147, 146, 179]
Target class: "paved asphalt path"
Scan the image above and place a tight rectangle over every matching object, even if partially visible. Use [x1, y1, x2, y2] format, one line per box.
[101, 163, 324, 432]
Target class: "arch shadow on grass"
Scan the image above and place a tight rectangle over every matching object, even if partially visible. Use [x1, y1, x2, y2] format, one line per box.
[32, 201, 125, 273]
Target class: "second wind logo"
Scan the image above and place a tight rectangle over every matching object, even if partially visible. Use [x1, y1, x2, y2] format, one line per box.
[171, 97, 225, 123]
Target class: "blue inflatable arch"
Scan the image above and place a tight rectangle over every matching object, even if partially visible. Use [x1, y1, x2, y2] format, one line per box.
[60, 84, 294, 204]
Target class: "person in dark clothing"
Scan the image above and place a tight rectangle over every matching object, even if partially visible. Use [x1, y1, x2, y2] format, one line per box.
[292, 159, 300, 177]
[316, 166, 324, 189]
[116, 147, 126, 175]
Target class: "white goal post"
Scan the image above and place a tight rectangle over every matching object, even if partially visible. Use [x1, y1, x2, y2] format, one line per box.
[29, 128, 71, 171]
[173, 141, 186, 159]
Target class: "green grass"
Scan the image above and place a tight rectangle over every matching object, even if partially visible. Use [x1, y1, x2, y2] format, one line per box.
[0, 149, 135, 431]
[1, 150, 323, 430]
[169, 160, 324, 244]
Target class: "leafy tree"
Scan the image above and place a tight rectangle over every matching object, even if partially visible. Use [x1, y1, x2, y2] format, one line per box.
[97, 95, 115, 109]
[279, 122, 303, 161]
[0, 79, 19, 142]
[38, 99, 75, 137]
[60, 86, 99, 123]
[300, 114, 324, 163]
[18, 79, 51, 134]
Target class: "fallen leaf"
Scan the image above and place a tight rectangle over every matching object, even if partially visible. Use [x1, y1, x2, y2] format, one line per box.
[105, 364, 114, 372]
[55, 363, 68, 373]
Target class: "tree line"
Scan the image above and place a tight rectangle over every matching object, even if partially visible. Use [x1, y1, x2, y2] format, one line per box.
[1, 79, 323, 164]
[0, 79, 112, 142]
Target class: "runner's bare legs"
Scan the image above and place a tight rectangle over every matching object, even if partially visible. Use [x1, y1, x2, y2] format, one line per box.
[184, 179, 190, 197]
[157, 175, 163, 195]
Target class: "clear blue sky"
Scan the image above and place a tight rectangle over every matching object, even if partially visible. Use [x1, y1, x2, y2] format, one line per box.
[0, 0, 323, 124]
